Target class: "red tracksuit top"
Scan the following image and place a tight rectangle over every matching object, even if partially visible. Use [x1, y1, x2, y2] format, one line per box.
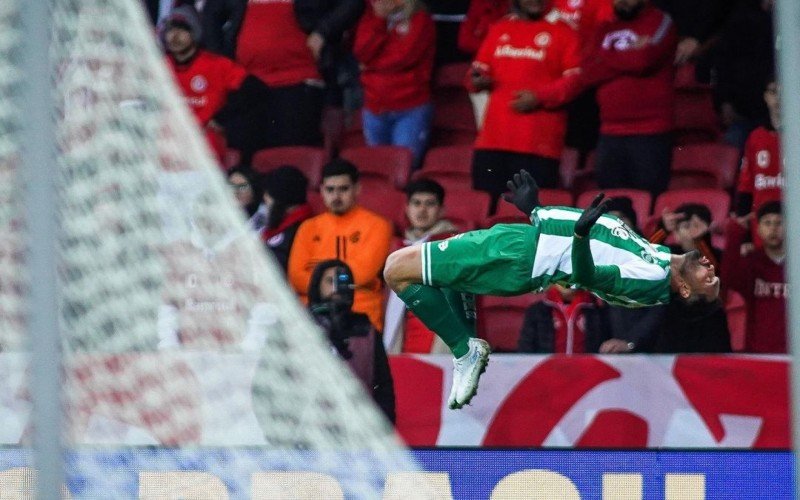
[582, 5, 677, 135]
[722, 220, 787, 354]
[469, 15, 581, 158]
[354, 8, 436, 113]
[236, 0, 320, 87]
[738, 126, 783, 212]
[166, 50, 247, 126]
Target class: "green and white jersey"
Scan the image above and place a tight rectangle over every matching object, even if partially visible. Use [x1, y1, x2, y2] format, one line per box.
[529, 206, 672, 307]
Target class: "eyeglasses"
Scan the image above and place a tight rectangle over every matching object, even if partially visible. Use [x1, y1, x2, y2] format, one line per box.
[229, 182, 251, 191]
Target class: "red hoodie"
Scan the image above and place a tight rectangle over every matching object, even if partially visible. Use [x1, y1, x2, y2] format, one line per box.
[354, 7, 436, 113]
[581, 5, 677, 135]
[468, 14, 581, 158]
[721, 219, 787, 353]
[236, 0, 321, 87]
[738, 126, 783, 213]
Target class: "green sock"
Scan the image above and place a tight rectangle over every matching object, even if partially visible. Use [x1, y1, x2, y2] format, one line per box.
[397, 284, 472, 358]
[441, 288, 477, 338]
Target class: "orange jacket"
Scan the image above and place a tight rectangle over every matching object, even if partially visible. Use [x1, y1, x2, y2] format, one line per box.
[288, 206, 393, 330]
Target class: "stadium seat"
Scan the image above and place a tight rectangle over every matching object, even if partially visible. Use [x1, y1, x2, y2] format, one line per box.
[307, 189, 325, 215]
[340, 145, 413, 189]
[674, 90, 720, 145]
[577, 189, 652, 226]
[477, 294, 545, 352]
[444, 189, 492, 232]
[725, 291, 747, 352]
[251, 146, 327, 189]
[433, 62, 470, 90]
[341, 108, 366, 149]
[670, 142, 741, 190]
[357, 182, 407, 233]
[430, 89, 478, 146]
[415, 145, 473, 191]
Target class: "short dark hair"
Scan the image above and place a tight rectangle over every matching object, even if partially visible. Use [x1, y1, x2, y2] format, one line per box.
[757, 200, 782, 220]
[405, 178, 445, 205]
[321, 158, 360, 183]
[675, 203, 712, 226]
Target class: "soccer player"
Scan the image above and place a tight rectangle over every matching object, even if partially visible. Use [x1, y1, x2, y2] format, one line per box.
[383, 170, 720, 409]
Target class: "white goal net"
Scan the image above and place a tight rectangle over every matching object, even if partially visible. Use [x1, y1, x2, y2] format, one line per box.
[1, 0, 431, 497]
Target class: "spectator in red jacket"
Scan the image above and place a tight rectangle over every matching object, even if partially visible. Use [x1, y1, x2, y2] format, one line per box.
[224, 0, 326, 163]
[721, 201, 786, 353]
[163, 5, 250, 165]
[736, 76, 783, 223]
[467, 0, 582, 212]
[353, 0, 436, 169]
[581, 0, 678, 197]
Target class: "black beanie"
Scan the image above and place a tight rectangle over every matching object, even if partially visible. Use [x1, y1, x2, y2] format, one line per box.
[263, 165, 308, 206]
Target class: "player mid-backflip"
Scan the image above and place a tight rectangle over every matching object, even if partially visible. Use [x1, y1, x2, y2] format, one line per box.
[384, 170, 720, 409]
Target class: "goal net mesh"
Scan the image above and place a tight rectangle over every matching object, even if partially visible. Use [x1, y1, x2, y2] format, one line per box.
[1, 0, 429, 497]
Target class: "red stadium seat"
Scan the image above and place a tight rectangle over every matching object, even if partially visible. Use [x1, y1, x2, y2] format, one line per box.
[251, 146, 327, 189]
[539, 189, 574, 207]
[415, 145, 473, 191]
[577, 189, 652, 226]
[671, 142, 740, 189]
[430, 89, 478, 146]
[477, 294, 545, 352]
[725, 291, 747, 352]
[434, 62, 471, 90]
[357, 182, 407, 233]
[444, 189, 491, 232]
[307, 189, 325, 215]
[674, 90, 721, 145]
[340, 145, 413, 189]
[341, 109, 366, 149]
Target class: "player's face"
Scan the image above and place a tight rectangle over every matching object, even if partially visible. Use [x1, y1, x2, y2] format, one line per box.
[406, 193, 443, 233]
[680, 250, 720, 301]
[757, 213, 784, 250]
[321, 175, 359, 215]
[164, 25, 194, 56]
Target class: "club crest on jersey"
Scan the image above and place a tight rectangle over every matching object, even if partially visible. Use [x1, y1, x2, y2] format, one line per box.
[190, 75, 208, 92]
[438, 241, 449, 251]
[757, 150, 771, 168]
[535, 32, 551, 47]
[640, 250, 656, 264]
[568, 0, 583, 7]
[602, 29, 638, 51]
[611, 225, 630, 240]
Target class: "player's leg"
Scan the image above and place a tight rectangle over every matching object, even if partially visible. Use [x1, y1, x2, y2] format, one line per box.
[384, 245, 475, 359]
[384, 244, 487, 409]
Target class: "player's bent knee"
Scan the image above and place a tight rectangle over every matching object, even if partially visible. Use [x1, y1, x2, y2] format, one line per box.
[384, 247, 422, 291]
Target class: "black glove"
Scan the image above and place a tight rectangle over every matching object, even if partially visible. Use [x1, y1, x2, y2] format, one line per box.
[501, 169, 540, 217]
[574, 193, 612, 237]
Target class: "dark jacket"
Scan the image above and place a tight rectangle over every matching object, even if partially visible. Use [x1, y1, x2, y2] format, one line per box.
[201, 0, 247, 58]
[655, 296, 732, 353]
[604, 305, 666, 353]
[517, 301, 607, 354]
[714, 0, 774, 122]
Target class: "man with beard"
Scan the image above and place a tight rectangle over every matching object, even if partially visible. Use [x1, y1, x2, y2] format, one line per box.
[288, 159, 393, 331]
[580, 0, 678, 198]
[384, 170, 720, 409]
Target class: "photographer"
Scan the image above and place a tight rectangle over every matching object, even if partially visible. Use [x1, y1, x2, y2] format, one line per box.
[308, 260, 396, 423]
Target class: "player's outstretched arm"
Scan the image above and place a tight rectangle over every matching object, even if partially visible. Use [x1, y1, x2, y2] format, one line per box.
[572, 193, 612, 284]
[502, 169, 540, 219]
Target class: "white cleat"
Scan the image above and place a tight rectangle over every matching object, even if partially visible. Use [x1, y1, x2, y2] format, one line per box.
[449, 338, 491, 409]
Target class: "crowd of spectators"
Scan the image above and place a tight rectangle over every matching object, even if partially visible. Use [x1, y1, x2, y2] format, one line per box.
[149, 0, 787, 360]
